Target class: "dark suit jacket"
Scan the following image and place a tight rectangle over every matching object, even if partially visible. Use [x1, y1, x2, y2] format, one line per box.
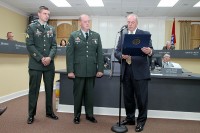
[66, 29, 104, 77]
[114, 28, 153, 80]
[26, 20, 57, 71]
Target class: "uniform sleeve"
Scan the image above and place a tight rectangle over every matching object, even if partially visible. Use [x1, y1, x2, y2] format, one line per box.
[48, 27, 57, 60]
[114, 35, 123, 63]
[97, 34, 104, 72]
[66, 34, 75, 73]
[147, 31, 154, 56]
[26, 25, 43, 62]
[147, 31, 153, 49]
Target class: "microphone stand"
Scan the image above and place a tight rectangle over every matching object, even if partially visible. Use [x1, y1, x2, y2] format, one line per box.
[111, 28, 128, 133]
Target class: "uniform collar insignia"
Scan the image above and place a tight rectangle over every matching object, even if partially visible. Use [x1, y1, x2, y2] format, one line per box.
[78, 32, 83, 40]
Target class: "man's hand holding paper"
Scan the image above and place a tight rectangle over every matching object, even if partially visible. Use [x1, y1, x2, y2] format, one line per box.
[141, 47, 152, 55]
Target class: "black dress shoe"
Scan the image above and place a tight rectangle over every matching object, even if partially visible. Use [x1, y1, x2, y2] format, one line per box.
[73, 117, 80, 124]
[46, 113, 59, 120]
[0, 107, 7, 115]
[86, 115, 97, 123]
[135, 124, 144, 132]
[27, 116, 34, 124]
[120, 119, 135, 125]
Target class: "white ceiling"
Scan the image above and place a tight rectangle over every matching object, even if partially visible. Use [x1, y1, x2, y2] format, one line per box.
[0, 0, 200, 17]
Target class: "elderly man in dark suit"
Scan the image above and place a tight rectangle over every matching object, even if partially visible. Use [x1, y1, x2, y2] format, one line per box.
[66, 14, 104, 124]
[115, 14, 153, 132]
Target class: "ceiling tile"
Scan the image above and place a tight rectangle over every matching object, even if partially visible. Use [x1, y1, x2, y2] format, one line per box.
[0, 0, 199, 17]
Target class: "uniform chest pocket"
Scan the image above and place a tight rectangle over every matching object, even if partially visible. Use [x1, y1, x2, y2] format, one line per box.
[91, 39, 98, 45]
[74, 40, 85, 49]
[34, 30, 43, 38]
[90, 39, 98, 49]
[46, 31, 54, 38]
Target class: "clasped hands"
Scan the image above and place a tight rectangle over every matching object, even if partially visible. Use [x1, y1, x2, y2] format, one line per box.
[41, 57, 51, 66]
[68, 72, 103, 79]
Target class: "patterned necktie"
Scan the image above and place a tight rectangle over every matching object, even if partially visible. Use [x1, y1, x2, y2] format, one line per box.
[126, 31, 133, 64]
[85, 33, 88, 40]
[126, 56, 132, 65]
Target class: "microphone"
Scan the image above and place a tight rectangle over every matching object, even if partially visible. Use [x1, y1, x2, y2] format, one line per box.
[118, 25, 127, 33]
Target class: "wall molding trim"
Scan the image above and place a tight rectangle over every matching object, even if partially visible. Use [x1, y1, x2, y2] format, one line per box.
[0, 87, 45, 103]
[1, 88, 200, 121]
[58, 104, 200, 121]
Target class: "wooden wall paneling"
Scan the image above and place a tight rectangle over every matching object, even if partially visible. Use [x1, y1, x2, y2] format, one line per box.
[191, 40, 200, 49]
[49, 19, 91, 45]
[57, 23, 72, 38]
[191, 24, 200, 49]
[57, 23, 72, 44]
[191, 24, 200, 39]
[72, 20, 78, 32]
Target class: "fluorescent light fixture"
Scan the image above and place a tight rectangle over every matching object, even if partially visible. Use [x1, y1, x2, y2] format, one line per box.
[193, 1, 200, 7]
[157, 0, 179, 7]
[86, 0, 104, 7]
[50, 0, 71, 7]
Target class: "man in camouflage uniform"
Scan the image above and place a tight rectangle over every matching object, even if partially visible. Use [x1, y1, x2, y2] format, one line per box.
[26, 6, 58, 124]
[66, 14, 104, 124]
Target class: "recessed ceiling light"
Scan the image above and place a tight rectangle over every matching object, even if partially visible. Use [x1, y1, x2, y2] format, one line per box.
[86, 0, 104, 7]
[193, 1, 200, 7]
[157, 0, 179, 7]
[50, 0, 71, 7]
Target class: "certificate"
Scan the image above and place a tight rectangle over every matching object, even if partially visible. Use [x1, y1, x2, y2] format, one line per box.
[122, 34, 151, 56]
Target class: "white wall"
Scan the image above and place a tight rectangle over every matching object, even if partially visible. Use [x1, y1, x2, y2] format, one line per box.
[91, 16, 166, 50]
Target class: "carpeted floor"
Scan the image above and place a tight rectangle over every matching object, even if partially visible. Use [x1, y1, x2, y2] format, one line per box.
[0, 92, 200, 133]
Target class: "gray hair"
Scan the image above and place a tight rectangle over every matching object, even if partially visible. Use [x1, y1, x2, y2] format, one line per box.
[163, 54, 170, 58]
[166, 41, 171, 45]
[127, 14, 138, 23]
[79, 14, 90, 21]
